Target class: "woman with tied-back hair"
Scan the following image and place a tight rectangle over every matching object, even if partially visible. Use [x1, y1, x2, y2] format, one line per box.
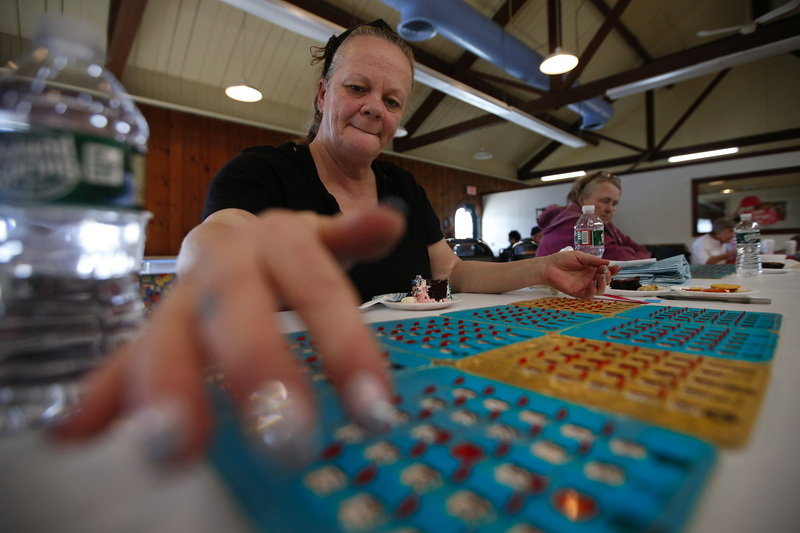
[55, 20, 618, 467]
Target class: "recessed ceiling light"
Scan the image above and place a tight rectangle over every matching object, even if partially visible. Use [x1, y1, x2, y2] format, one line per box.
[473, 149, 493, 160]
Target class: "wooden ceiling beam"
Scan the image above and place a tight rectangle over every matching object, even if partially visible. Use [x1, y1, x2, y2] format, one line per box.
[517, 120, 584, 178]
[285, 1, 797, 171]
[521, 128, 800, 180]
[562, 0, 632, 88]
[520, 14, 800, 115]
[394, 109, 598, 152]
[587, 0, 651, 62]
[521, 71, 729, 178]
[106, 0, 148, 79]
[405, 12, 800, 156]
[470, 71, 548, 96]
[393, 114, 503, 152]
[624, 69, 729, 172]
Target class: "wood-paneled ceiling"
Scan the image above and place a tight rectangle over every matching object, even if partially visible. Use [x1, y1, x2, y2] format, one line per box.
[2, 0, 799, 183]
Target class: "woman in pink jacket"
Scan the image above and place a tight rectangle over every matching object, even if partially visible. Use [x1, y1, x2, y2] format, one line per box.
[535, 171, 651, 260]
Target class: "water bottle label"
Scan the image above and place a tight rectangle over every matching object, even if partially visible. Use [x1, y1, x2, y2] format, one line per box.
[0, 131, 145, 209]
[575, 229, 604, 247]
[735, 231, 760, 245]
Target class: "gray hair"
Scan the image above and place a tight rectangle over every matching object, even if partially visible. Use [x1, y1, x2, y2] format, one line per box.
[567, 171, 622, 204]
[711, 217, 735, 234]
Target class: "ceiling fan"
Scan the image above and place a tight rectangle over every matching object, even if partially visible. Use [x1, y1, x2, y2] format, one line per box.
[697, 0, 799, 37]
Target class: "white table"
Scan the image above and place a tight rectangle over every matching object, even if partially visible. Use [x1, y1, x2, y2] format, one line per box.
[2, 273, 799, 533]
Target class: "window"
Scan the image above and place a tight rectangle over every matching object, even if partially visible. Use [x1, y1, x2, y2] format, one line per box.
[454, 203, 479, 239]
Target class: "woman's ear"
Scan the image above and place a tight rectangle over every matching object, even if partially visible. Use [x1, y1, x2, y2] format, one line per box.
[316, 78, 327, 113]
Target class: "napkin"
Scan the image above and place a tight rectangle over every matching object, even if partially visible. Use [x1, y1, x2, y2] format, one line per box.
[613, 254, 692, 286]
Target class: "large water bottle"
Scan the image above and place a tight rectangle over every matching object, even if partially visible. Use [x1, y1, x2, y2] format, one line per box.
[0, 14, 150, 432]
[734, 213, 762, 276]
[573, 204, 605, 257]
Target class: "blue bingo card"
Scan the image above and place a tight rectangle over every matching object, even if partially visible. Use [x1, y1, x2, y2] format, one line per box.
[208, 367, 715, 533]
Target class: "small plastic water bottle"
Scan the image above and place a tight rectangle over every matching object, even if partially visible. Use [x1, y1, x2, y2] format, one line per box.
[0, 15, 150, 431]
[574, 205, 605, 257]
[734, 213, 762, 276]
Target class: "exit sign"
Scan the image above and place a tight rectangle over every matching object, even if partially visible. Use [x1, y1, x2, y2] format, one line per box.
[466, 186, 477, 195]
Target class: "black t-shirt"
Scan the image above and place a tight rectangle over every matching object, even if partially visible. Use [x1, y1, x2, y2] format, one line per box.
[202, 142, 444, 301]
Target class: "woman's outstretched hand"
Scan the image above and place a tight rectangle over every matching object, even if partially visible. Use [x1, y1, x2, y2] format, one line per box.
[540, 251, 620, 299]
[54, 205, 406, 467]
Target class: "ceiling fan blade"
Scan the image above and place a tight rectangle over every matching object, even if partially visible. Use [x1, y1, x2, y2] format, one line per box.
[697, 26, 743, 38]
[754, 0, 800, 23]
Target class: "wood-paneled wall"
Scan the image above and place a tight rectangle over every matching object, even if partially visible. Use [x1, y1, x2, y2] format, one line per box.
[140, 104, 529, 256]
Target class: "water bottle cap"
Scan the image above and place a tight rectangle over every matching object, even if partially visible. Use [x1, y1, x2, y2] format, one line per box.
[34, 14, 106, 61]
[581, 204, 595, 213]
[740, 213, 752, 220]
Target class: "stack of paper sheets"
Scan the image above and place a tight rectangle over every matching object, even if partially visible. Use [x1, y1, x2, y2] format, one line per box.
[613, 255, 692, 285]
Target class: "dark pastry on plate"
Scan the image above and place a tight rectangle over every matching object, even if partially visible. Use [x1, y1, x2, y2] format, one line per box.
[610, 276, 641, 290]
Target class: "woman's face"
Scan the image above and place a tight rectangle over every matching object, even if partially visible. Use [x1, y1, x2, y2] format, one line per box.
[315, 35, 412, 161]
[580, 181, 620, 225]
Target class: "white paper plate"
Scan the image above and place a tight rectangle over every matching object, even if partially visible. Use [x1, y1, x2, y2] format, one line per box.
[605, 286, 671, 297]
[608, 258, 657, 267]
[671, 286, 759, 298]
[383, 298, 460, 311]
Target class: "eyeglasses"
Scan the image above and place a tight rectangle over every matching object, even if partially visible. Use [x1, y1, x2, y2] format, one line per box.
[580, 171, 618, 192]
[323, 19, 394, 78]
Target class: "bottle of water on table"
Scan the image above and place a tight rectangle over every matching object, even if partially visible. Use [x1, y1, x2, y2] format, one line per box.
[0, 14, 151, 431]
[574, 205, 605, 257]
[734, 213, 762, 276]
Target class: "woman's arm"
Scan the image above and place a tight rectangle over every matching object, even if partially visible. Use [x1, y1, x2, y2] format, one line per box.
[56, 206, 407, 466]
[428, 239, 618, 299]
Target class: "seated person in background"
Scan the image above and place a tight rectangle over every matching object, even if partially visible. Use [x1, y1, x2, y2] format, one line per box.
[535, 171, 651, 261]
[691, 218, 736, 264]
[498, 230, 521, 262]
[55, 20, 618, 467]
[530, 225, 543, 245]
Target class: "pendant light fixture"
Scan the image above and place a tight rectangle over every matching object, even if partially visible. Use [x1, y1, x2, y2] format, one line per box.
[539, 0, 579, 75]
[226, 14, 262, 102]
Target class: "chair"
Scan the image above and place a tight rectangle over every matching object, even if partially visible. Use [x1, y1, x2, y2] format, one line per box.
[510, 240, 538, 260]
[446, 238, 496, 262]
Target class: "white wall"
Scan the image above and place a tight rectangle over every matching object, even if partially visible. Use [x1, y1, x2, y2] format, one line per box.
[482, 150, 800, 255]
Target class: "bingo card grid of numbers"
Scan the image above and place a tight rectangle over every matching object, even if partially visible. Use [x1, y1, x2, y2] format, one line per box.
[208, 367, 715, 533]
[206, 297, 782, 532]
